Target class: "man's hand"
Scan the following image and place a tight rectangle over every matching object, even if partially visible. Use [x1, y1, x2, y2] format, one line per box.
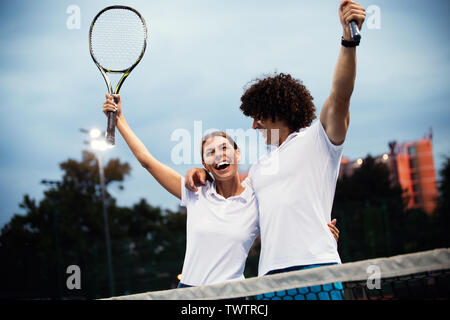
[328, 219, 340, 242]
[339, 0, 366, 41]
[185, 168, 208, 192]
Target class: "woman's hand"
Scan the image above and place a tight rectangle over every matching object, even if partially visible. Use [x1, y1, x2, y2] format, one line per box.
[328, 219, 340, 242]
[102, 93, 123, 120]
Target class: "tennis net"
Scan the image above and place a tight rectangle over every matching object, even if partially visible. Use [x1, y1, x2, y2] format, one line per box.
[104, 248, 449, 300]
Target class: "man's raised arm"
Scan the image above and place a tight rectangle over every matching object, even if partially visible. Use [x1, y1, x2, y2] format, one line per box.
[320, 0, 366, 146]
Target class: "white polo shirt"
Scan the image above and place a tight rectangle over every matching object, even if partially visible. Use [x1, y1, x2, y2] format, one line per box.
[179, 177, 260, 286]
[249, 120, 343, 276]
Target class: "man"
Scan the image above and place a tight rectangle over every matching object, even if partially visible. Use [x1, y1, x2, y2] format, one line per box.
[185, 1, 365, 299]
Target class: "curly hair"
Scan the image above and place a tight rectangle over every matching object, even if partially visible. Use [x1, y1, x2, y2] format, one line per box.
[240, 73, 316, 132]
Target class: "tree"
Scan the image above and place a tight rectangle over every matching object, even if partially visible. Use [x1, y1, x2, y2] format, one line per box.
[332, 154, 449, 263]
[332, 155, 405, 261]
[0, 151, 186, 299]
[432, 156, 450, 248]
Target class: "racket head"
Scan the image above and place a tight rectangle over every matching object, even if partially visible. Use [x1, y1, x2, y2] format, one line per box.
[89, 5, 148, 146]
[89, 5, 148, 73]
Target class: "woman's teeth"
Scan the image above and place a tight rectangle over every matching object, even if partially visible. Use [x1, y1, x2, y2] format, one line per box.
[215, 161, 230, 170]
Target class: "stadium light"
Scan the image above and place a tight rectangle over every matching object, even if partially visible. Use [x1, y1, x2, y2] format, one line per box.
[89, 128, 102, 139]
[90, 139, 109, 152]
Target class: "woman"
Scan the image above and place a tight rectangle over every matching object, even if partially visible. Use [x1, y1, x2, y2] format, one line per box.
[102, 94, 339, 288]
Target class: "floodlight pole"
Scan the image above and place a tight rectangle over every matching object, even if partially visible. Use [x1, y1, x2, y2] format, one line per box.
[97, 153, 115, 297]
[80, 128, 115, 297]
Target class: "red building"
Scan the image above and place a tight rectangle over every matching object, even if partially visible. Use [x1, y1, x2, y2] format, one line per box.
[339, 130, 438, 214]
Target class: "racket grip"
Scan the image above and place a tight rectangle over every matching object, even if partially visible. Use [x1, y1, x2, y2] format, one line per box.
[350, 21, 361, 42]
[105, 95, 118, 145]
[106, 111, 116, 145]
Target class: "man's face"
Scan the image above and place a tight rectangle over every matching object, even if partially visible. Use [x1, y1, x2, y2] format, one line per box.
[252, 117, 288, 146]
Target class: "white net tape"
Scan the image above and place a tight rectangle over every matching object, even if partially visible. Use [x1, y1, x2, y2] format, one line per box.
[103, 248, 450, 300]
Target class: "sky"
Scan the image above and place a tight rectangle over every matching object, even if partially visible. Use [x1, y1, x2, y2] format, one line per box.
[0, 0, 449, 228]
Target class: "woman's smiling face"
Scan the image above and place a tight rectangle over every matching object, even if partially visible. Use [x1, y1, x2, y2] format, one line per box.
[202, 135, 240, 182]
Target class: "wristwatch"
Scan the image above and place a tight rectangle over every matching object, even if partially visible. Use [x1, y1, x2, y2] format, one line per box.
[341, 36, 360, 47]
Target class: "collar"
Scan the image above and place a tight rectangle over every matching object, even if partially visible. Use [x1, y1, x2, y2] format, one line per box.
[206, 180, 251, 203]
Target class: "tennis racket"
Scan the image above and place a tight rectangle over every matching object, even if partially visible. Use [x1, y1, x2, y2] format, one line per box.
[89, 6, 148, 146]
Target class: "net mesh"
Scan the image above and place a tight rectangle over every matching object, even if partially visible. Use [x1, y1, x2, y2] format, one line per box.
[90, 8, 146, 71]
[104, 248, 450, 300]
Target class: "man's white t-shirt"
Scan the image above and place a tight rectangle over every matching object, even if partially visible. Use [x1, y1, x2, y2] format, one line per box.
[179, 177, 260, 286]
[249, 120, 343, 276]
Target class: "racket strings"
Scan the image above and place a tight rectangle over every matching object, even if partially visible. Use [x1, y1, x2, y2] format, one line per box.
[90, 8, 146, 71]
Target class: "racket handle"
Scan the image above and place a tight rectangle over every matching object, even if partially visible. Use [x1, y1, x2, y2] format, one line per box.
[349, 21, 361, 42]
[105, 96, 118, 145]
